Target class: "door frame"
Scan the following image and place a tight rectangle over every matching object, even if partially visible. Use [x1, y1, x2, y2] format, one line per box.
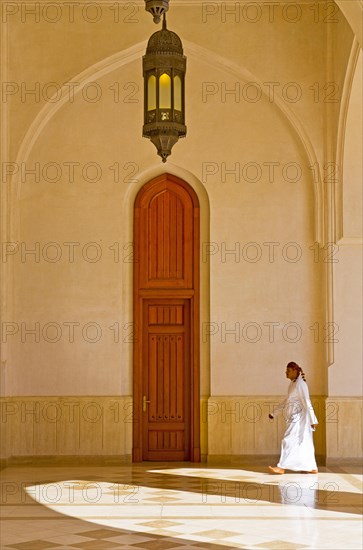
[132, 173, 200, 462]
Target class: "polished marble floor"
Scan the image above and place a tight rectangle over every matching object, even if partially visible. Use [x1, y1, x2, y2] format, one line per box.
[0, 462, 362, 550]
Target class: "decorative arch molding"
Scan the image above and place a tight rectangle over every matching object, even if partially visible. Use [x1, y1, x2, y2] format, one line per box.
[121, 164, 211, 459]
[335, 0, 363, 48]
[335, 38, 362, 242]
[184, 41, 324, 244]
[12, 40, 323, 242]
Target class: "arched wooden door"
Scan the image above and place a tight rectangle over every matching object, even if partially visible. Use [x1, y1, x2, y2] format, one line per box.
[133, 174, 200, 462]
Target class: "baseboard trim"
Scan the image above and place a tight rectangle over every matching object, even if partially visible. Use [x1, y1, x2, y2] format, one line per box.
[207, 454, 280, 465]
[207, 454, 327, 466]
[4, 455, 132, 467]
[326, 457, 363, 466]
[2, 454, 336, 468]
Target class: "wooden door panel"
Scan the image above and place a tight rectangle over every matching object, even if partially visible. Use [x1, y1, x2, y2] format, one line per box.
[148, 304, 184, 326]
[147, 334, 184, 423]
[137, 182, 194, 289]
[148, 191, 185, 281]
[142, 301, 190, 461]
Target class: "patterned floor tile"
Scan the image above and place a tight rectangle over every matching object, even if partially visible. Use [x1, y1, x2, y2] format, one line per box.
[148, 530, 184, 537]
[144, 497, 182, 503]
[0, 533, 30, 545]
[74, 529, 122, 539]
[7, 542, 61, 550]
[1, 462, 362, 550]
[193, 530, 241, 540]
[137, 521, 183, 528]
[48, 535, 101, 546]
[131, 541, 185, 549]
[70, 541, 124, 549]
[191, 543, 243, 550]
[93, 534, 151, 544]
[253, 541, 309, 549]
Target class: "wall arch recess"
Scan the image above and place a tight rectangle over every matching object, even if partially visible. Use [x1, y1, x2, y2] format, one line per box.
[12, 41, 324, 243]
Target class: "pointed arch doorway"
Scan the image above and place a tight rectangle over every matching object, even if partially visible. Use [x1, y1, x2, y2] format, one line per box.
[133, 173, 200, 462]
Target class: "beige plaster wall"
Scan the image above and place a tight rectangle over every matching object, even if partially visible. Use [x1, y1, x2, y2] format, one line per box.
[342, 51, 363, 238]
[8, 65, 326, 396]
[5, 3, 329, 397]
[330, 53, 363, 396]
[331, 245, 363, 395]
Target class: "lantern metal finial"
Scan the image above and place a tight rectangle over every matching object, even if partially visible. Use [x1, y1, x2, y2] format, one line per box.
[143, 12, 187, 162]
[145, 0, 170, 24]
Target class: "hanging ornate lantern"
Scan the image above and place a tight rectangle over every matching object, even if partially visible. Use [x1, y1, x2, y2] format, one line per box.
[145, 0, 170, 24]
[142, 16, 186, 162]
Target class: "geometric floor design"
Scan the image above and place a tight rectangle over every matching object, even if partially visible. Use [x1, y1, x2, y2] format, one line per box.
[1, 462, 362, 549]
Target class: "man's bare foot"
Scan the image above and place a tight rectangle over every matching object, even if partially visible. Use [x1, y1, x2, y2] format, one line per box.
[268, 465, 285, 474]
[301, 469, 318, 474]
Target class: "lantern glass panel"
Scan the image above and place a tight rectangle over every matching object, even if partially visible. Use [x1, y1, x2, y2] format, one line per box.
[147, 75, 156, 111]
[174, 75, 182, 111]
[159, 73, 171, 108]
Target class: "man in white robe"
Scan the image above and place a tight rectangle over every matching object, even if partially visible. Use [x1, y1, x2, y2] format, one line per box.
[268, 362, 318, 474]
